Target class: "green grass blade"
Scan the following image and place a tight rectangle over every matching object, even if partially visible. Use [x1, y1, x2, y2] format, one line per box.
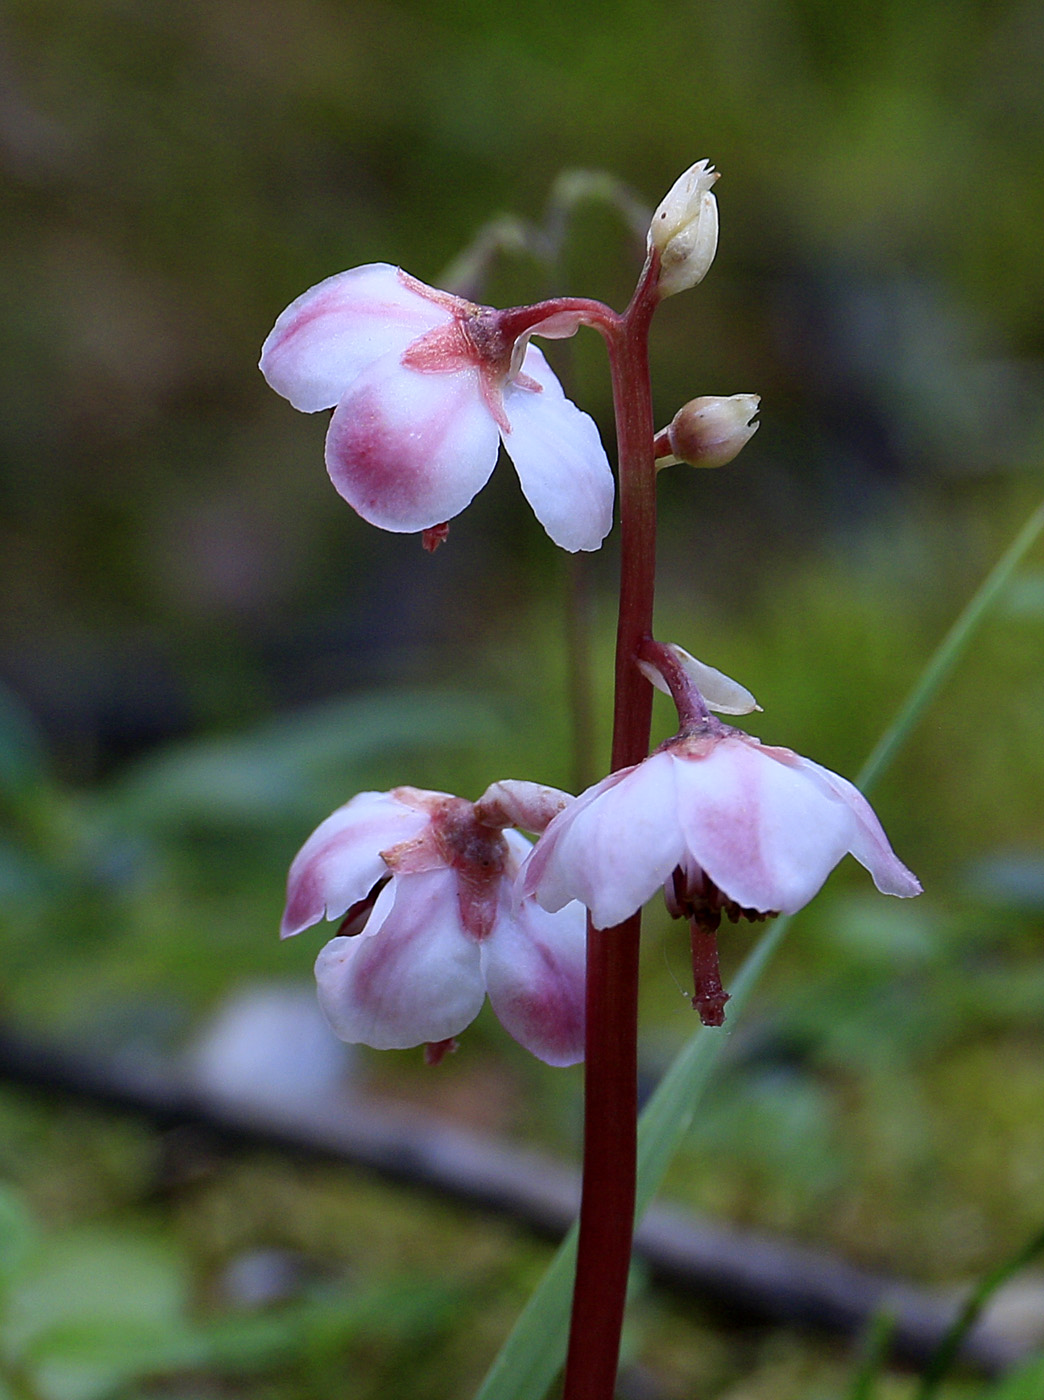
[846, 1310, 897, 1400]
[474, 494, 1044, 1400]
[472, 1236, 578, 1400]
[634, 917, 789, 1215]
[858, 497, 1044, 795]
[914, 1221, 1044, 1400]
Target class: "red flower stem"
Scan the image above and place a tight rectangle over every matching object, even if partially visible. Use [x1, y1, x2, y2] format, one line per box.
[562, 256, 661, 1400]
[496, 296, 619, 341]
[635, 636, 715, 731]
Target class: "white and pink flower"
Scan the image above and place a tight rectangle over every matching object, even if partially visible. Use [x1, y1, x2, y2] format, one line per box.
[523, 645, 921, 933]
[282, 782, 587, 1066]
[260, 264, 613, 551]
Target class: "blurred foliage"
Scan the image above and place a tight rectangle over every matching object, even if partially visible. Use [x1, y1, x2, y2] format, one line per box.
[0, 1180, 470, 1400]
[2, 0, 1044, 1395]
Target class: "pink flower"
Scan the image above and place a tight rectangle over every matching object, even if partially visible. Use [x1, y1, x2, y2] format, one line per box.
[260, 264, 613, 551]
[282, 783, 587, 1066]
[523, 647, 920, 933]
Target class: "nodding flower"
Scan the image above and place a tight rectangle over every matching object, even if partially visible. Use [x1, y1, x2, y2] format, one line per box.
[282, 781, 588, 1066]
[260, 263, 614, 552]
[522, 643, 920, 1023]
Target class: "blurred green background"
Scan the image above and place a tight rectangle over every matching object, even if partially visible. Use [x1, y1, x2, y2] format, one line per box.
[2, 0, 1044, 1396]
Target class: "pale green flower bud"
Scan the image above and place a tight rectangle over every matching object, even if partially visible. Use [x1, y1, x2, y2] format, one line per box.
[654, 394, 760, 470]
[648, 160, 720, 297]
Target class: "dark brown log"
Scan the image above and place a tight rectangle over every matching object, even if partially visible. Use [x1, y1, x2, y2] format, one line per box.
[0, 1028, 1029, 1374]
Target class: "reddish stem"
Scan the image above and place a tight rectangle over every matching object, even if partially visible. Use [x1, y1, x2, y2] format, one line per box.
[636, 636, 716, 732]
[496, 295, 619, 342]
[562, 255, 661, 1400]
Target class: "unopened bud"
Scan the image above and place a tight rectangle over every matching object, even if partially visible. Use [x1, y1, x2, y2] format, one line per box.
[648, 160, 720, 297]
[654, 394, 760, 470]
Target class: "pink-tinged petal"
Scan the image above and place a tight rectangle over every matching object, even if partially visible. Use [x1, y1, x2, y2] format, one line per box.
[325, 353, 501, 533]
[520, 770, 627, 910]
[314, 870, 485, 1049]
[260, 264, 444, 413]
[672, 740, 856, 914]
[500, 346, 614, 552]
[379, 828, 446, 875]
[501, 826, 536, 874]
[474, 779, 574, 834]
[525, 753, 685, 929]
[482, 889, 587, 1066]
[281, 792, 429, 939]
[788, 756, 922, 898]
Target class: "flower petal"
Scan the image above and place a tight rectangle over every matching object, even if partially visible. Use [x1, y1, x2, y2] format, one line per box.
[314, 870, 485, 1049]
[500, 346, 614, 552]
[482, 891, 587, 1066]
[638, 644, 761, 715]
[474, 779, 574, 834]
[260, 264, 444, 413]
[281, 791, 429, 939]
[788, 756, 922, 898]
[672, 739, 857, 914]
[524, 753, 685, 929]
[325, 352, 501, 533]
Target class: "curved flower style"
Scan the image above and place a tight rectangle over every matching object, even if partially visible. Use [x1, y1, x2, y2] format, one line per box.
[260, 264, 614, 551]
[523, 648, 921, 933]
[282, 783, 587, 1066]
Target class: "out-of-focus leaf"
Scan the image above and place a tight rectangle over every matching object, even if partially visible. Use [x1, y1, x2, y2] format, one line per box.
[19, 1278, 459, 1399]
[0, 1194, 460, 1400]
[3, 1229, 186, 1396]
[23, 1318, 200, 1400]
[859, 495, 1044, 794]
[0, 840, 57, 910]
[812, 895, 943, 971]
[916, 1222, 1044, 1400]
[693, 1066, 844, 1196]
[846, 1308, 895, 1400]
[102, 690, 506, 832]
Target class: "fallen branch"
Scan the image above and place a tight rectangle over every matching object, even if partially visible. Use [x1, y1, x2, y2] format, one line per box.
[0, 1027, 1030, 1374]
